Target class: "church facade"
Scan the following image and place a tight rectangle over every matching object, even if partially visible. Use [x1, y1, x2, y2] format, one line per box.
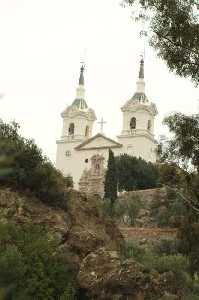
[56, 60, 158, 189]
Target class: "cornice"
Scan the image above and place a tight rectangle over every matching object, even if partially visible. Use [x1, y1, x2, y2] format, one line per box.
[117, 132, 156, 143]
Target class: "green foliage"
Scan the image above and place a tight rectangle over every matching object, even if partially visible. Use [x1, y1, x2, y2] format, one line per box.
[0, 121, 69, 210]
[124, 240, 196, 298]
[123, 0, 199, 85]
[178, 217, 199, 275]
[124, 240, 146, 260]
[163, 113, 199, 171]
[101, 198, 116, 218]
[64, 175, 74, 188]
[104, 149, 117, 203]
[162, 113, 199, 276]
[0, 223, 76, 300]
[150, 187, 187, 227]
[102, 195, 142, 225]
[116, 154, 159, 191]
[154, 239, 179, 256]
[158, 163, 186, 187]
[125, 197, 141, 225]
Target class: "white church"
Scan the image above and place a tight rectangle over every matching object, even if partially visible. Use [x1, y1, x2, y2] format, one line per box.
[56, 59, 158, 189]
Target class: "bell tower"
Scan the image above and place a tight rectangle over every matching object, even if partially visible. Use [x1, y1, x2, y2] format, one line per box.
[60, 64, 96, 142]
[56, 64, 97, 179]
[118, 58, 158, 162]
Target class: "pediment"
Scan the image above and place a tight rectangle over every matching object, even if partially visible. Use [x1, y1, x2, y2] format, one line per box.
[75, 133, 122, 151]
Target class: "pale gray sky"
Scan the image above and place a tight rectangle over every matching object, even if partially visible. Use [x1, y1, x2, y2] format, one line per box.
[0, 0, 198, 163]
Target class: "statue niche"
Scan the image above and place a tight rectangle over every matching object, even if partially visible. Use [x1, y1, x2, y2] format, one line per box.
[91, 154, 104, 176]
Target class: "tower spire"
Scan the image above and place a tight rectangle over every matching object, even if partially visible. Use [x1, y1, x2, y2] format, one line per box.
[76, 63, 86, 101]
[79, 64, 85, 86]
[136, 57, 145, 94]
[139, 58, 144, 79]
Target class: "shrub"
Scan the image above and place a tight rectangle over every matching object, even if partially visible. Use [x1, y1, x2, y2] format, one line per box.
[154, 239, 179, 256]
[0, 121, 68, 210]
[0, 223, 76, 300]
[123, 195, 143, 225]
[157, 163, 186, 187]
[102, 195, 142, 225]
[64, 175, 74, 188]
[124, 241, 146, 261]
[116, 154, 159, 191]
[150, 187, 187, 227]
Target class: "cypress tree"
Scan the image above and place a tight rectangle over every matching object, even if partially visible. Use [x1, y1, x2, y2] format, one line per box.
[104, 149, 117, 203]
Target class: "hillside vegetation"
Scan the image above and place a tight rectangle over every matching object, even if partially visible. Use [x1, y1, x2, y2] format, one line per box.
[1, 114, 199, 299]
[0, 121, 72, 210]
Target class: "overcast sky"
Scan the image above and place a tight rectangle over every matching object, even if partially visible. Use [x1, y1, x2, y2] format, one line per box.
[0, 0, 198, 163]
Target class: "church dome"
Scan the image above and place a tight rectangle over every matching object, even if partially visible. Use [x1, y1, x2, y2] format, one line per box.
[122, 59, 150, 109]
[130, 92, 149, 104]
[72, 98, 88, 110]
[121, 58, 158, 116]
[61, 64, 96, 121]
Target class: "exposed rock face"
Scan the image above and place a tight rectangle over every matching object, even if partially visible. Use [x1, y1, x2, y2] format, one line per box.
[0, 187, 167, 299]
[77, 247, 174, 300]
[78, 247, 148, 299]
[64, 190, 124, 259]
[0, 188, 123, 256]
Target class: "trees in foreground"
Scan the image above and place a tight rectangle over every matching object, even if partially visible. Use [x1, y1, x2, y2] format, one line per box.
[0, 121, 70, 210]
[0, 223, 76, 300]
[162, 113, 199, 276]
[123, 0, 199, 85]
[104, 149, 117, 203]
[116, 154, 159, 191]
[104, 151, 158, 204]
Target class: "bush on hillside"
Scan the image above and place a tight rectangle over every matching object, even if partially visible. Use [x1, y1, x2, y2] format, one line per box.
[157, 163, 187, 187]
[64, 175, 74, 188]
[154, 239, 180, 256]
[124, 241, 196, 299]
[102, 195, 142, 225]
[150, 187, 187, 227]
[0, 121, 68, 209]
[116, 154, 159, 191]
[0, 223, 76, 300]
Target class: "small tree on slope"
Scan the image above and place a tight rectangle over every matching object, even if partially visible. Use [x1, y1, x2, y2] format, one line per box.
[104, 149, 117, 203]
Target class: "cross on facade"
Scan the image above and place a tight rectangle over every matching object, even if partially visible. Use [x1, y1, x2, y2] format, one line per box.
[98, 117, 107, 134]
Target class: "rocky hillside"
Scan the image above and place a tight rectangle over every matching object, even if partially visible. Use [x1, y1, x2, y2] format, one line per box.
[0, 187, 174, 300]
[118, 188, 178, 245]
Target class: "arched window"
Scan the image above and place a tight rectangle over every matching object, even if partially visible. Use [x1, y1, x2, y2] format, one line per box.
[130, 117, 136, 130]
[147, 120, 152, 131]
[68, 123, 75, 136]
[85, 126, 89, 138]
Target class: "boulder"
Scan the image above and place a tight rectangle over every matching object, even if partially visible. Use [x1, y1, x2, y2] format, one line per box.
[78, 247, 164, 300]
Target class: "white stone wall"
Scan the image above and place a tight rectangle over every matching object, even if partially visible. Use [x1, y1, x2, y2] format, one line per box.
[118, 136, 157, 163]
[56, 141, 120, 189]
[62, 116, 94, 139]
[56, 134, 157, 189]
[121, 107, 155, 135]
